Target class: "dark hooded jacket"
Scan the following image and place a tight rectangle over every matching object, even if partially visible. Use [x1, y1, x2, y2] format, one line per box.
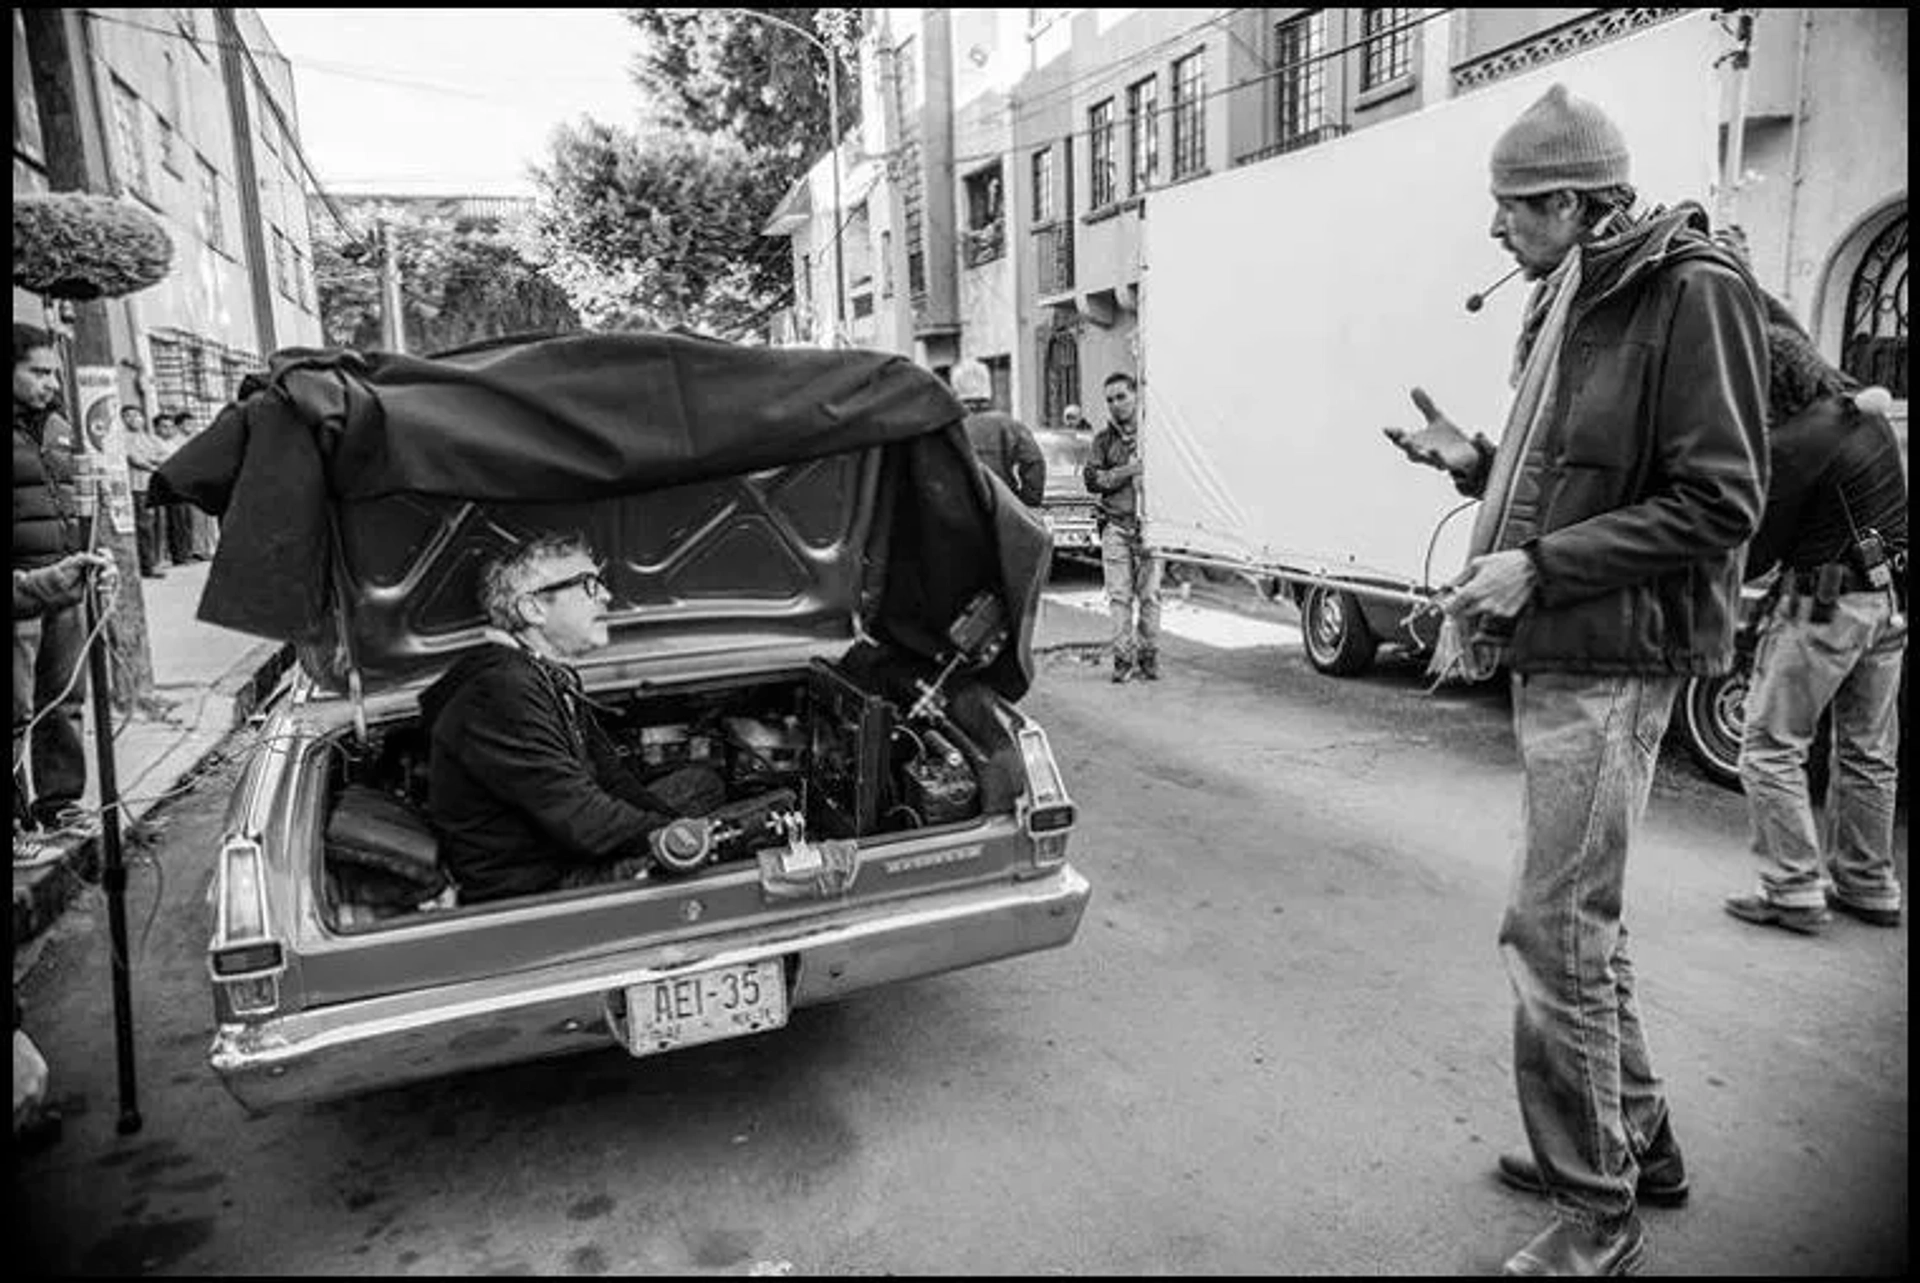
[419, 640, 679, 904]
[1454, 203, 1769, 676]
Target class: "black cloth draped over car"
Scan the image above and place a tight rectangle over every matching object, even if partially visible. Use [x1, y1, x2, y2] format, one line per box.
[150, 330, 1051, 701]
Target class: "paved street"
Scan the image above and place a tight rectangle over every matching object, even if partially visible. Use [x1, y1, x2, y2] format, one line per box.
[12, 569, 1908, 1275]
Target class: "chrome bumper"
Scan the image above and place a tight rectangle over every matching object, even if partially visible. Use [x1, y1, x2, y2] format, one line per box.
[210, 866, 1090, 1113]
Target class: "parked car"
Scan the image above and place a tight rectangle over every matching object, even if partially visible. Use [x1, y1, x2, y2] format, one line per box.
[157, 333, 1091, 1114]
[1032, 421, 1098, 560]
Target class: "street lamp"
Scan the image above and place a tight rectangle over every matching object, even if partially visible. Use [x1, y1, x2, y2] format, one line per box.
[710, 6, 846, 347]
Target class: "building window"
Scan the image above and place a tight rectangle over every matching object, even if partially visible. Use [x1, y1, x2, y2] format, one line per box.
[799, 251, 812, 310]
[1170, 51, 1206, 179]
[1088, 98, 1116, 209]
[109, 77, 152, 198]
[905, 205, 925, 298]
[1126, 75, 1158, 196]
[892, 37, 918, 128]
[1031, 146, 1055, 223]
[295, 247, 313, 311]
[1361, 8, 1414, 90]
[1275, 11, 1327, 144]
[12, 11, 45, 166]
[880, 229, 894, 298]
[1042, 330, 1080, 429]
[195, 155, 225, 250]
[1843, 214, 1908, 399]
[983, 354, 1012, 412]
[963, 162, 1005, 267]
[271, 228, 290, 298]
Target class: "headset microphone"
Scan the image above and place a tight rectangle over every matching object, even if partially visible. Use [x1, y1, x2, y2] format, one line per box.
[1466, 265, 1524, 313]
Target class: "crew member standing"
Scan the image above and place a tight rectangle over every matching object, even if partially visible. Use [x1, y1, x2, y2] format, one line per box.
[1723, 301, 1907, 934]
[953, 358, 1045, 509]
[1383, 84, 1768, 1276]
[1084, 371, 1162, 683]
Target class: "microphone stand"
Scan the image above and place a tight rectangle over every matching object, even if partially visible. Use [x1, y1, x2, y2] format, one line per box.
[79, 496, 144, 1136]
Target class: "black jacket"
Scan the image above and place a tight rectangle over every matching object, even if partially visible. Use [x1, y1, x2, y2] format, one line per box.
[12, 406, 81, 570]
[1746, 394, 1907, 578]
[1455, 204, 1769, 676]
[420, 641, 675, 903]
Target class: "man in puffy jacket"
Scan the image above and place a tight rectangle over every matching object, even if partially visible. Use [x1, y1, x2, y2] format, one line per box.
[1384, 86, 1767, 1276]
[12, 324, 94, 837]
[953, 358, 1045, 509]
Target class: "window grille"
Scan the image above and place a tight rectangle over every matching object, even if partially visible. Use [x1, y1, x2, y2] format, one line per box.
[1032, 146, 1055, 223]
[147, 328, 264, 432]
[1361, 8, 1414, 90]
[1275, 12, 1327, 145]
[1126, 75, 1158, 196]
[1170, 52, 1205, 179]
[1089, 98, 1116, 209]
[1843, 214, 1908, 399]
[1042, 330, 1080, 428]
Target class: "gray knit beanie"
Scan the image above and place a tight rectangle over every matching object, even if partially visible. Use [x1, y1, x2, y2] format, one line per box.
[1489, 84, 1631, 197]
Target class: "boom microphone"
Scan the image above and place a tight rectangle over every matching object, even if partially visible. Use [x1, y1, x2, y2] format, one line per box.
[1465, 265, 1524, 314]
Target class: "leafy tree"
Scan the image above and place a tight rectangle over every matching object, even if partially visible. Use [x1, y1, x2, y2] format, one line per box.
[312, 203, 580, 354]
[623, 8, 862, 162]
[531, 121, 782, 339]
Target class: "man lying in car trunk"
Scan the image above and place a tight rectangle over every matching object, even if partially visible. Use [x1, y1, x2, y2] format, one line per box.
[422, 532, 724, 903]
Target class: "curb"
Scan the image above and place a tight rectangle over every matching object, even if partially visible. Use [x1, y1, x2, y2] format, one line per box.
[11, 643, 294, 950]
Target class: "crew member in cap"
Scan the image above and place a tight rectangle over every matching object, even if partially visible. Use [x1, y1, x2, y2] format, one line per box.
[1384, 84, 1768, 1275]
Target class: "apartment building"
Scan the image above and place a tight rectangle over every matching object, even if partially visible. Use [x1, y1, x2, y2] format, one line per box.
[13, 8, 324, 426]
[770, 8, 1904, 434]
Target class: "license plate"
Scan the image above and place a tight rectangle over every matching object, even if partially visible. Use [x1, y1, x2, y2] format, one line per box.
[626, 959, 788, 1056]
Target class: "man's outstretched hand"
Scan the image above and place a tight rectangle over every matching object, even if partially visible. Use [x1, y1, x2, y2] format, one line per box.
[1383, 387, 1480, 476]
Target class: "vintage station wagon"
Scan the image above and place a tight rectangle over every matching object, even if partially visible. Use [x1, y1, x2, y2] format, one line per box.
[155, 332, 1090, 1113]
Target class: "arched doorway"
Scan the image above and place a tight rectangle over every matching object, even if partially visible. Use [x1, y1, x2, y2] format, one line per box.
[1841, 213, 1907, 398]
[1041, 327, 1080, 429]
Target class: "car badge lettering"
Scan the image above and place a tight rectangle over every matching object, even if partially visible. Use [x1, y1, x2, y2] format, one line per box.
[882, 844, 983, 876]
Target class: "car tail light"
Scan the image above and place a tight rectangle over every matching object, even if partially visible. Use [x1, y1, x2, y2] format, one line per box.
[1017, 727, 1074, 868]
[210, 836, 285, 1016]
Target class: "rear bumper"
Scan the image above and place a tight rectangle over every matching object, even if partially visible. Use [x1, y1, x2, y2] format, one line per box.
[1041, 509, 1098, 550]
[209, 865, 1090, 1113]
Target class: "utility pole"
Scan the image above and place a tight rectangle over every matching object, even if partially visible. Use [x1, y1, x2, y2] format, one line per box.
[216, 8, 277, 356]
[23, 10, 156, 708]
[379, 219, 407, 353]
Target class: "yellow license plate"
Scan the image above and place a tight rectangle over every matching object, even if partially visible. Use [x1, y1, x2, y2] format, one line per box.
[626, 959, 788, 1056]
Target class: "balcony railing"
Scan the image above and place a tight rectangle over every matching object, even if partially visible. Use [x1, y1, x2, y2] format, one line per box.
[1034, 221, 1075, 297]
[962, 219, 1006, 268]
[1232, 122, 1350, 168]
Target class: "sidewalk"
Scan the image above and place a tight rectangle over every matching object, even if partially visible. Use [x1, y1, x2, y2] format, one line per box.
[12, 561, 291, 950]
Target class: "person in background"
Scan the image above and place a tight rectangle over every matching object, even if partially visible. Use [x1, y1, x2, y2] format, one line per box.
[1083, 371, 1162, 683]
[952, 358, 1045, 508]
[1722, 298, 1907, 935]
[120, 402, 166, 579]
[1062, 403, 1086, 433]
[169, 408, 219, 561]
[1383, 84, 1767, 1276]
[153, 411, 197, 566]
[12, 324, 95, 839]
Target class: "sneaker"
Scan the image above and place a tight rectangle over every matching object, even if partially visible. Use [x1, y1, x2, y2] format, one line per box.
[1723, 891, 1830, 935]
[1825, 890, 1902, 928]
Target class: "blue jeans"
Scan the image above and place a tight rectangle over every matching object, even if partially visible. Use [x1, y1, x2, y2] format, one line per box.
[1503, 670, 1683, 1228]
[1738, 591, 1905, 913]
[1100, 523, 1161, 664]
[11, 602, 90, 822]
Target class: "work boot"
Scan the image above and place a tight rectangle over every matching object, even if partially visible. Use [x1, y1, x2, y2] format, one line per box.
[1825, 889, 1901, 927]
[1723, 891, 1830, 935]
[1136, 650, 1160, 681]
[1497, 1116, 1690, 1208]
[1110, 657, 1133, 684]
[1502, 1214, 1647, 1277]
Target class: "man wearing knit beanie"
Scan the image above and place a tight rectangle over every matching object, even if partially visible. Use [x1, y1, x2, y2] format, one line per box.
[1385, 83, 1770, 1276]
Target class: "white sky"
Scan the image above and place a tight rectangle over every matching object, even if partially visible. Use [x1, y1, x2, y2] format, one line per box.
[259, 8, 649, 198]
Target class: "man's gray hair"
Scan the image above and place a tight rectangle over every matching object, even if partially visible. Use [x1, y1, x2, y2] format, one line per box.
[479, 532, 594, 632]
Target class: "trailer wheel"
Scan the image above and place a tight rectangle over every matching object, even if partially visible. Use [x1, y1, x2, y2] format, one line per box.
[1675, 669, 1831, 796]
[1301, 586, 1378, 677]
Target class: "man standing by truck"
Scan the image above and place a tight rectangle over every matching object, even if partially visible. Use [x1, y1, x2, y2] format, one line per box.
[1383, 84, 1767, 1276]
[1084, 372, 1162, 683]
